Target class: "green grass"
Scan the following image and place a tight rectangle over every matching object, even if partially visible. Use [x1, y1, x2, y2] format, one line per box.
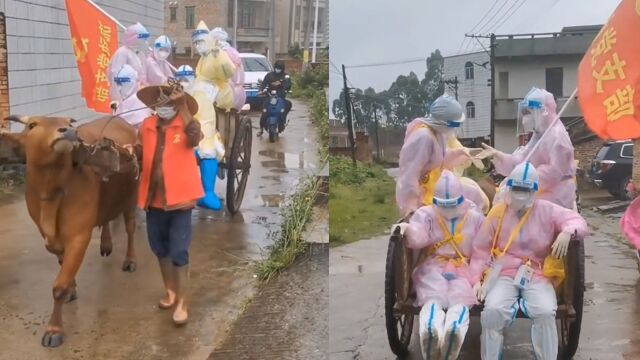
[329, 156, 399, 246]
[255, 175, 320, 281]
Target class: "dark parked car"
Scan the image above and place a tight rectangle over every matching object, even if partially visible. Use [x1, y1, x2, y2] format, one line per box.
[589, 140, 633, 200]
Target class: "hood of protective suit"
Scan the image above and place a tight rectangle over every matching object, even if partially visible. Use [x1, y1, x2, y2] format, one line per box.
[424, 94, 465, 132]
[114, 64, 139, 100]
[523, 87, 557, 133]
[433, 170, 468, 219]
[211, 27, 229, 41]
[123, 22, 149, 48]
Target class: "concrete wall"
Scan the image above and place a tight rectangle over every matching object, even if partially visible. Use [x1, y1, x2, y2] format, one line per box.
[443, 51, 491, 139]
[494, 54, 581, 101]
[2, 0, 164, 126]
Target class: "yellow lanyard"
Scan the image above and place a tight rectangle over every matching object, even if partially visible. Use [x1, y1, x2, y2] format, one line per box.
[432, 214, 468, 265]
[490, 205, 533, 260]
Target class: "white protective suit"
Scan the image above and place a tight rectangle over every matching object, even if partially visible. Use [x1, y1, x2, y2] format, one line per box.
[405, 170, 485, 360]
[146, 35, 174, 86]
[112, 64, 151, 128]
[483, 88, 577, 209]
[470, 163, 588, 360]
[108, 23, 149, 102]
[396, 94, 487, 216]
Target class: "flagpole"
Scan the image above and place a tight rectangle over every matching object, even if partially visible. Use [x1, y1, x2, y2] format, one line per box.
[84, 0, 178, 72]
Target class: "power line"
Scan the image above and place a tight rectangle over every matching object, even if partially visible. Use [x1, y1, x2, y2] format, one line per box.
[458, 0, 502, 54]
[345, 58, 425, 69]
[491, 0, 528, 33]
[480, 0, 525, 35]
[463, 0, 510, 53]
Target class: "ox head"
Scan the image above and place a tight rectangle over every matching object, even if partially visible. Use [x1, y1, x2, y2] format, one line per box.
[3, 115, 78, 166]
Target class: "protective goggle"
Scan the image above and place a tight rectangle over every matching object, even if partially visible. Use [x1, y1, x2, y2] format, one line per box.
[446, 120, 462, 128]
[114, 77, 132, 85]
[433, 195, 464, 208]
[154, 42, 171, 49]
[519, 99, 543, 111]
[506, 178, 539, 192]
[192, 29, 209, 41]
[137, 32, 150, 40]
[176, 70, 195, 77]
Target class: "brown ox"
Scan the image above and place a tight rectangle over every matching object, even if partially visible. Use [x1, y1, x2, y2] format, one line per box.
[1, 115, 138, 347]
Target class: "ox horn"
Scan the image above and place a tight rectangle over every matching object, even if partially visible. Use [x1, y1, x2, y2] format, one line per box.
[4, 115, 29, 124]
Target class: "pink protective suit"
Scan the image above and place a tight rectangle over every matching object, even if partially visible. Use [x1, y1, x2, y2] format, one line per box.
[621, 196, 640, 249]
[223, 44, 246, 110]
[112, 64, 151, 128]
[397, 118, 488, 216]
[491, 89, 576, 209]
[145, 52, 174, 86]
[406, 202, 485, 308]
[108, 24, 148, 101]
[469, 199, 588, 285]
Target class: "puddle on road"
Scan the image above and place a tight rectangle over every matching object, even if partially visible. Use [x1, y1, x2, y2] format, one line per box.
[261, 194, 285, 208]
[261, 175, 282, 184]
[259, 150, 311, 170]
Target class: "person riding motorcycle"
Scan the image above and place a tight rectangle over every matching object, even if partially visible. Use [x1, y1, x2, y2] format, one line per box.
[258, 60, 292, 136]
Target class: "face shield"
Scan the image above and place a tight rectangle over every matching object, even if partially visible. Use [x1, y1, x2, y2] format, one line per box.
[114, 74, 135, 98]
[433, 194, 465, 220]
[505, 162, 539, 211]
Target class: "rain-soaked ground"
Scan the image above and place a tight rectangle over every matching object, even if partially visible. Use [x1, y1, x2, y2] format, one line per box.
[330, 187, 640, 360]
[0, 99, 319, 359]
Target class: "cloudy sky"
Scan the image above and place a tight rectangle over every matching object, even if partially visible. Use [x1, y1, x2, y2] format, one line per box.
[329, 0, 621, 116]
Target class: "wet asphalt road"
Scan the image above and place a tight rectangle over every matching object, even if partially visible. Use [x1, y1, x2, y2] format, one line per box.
[330, 190, 640, 360]
[0, 99, 318, 360]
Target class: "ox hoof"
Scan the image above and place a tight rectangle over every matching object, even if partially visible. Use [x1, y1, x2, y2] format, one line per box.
[100, 244, 112, 257]
[41, 330, 64, 348]
[122, 260, 137, 272]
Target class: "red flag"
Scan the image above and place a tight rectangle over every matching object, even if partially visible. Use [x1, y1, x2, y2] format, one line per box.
[577, 0, 640, 140]
[65, 0, 119, 114]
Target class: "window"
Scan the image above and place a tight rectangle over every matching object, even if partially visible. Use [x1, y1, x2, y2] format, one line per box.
[465, 61, 474, 80]
[621, 144, 633, 158]
[545, 67, 563, 97]
[498, 71, 509, 98]
[185, 6, 195, 29]
[240, 5, 253, 28]
[170, 6, 177, 22]
[466, 101, 475, 119]
[242, 57, 271, 72]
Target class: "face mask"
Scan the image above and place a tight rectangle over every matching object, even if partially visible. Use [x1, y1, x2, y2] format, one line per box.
[275, 68, 283, 74]
[156, 106, 177, 120]
[437, 206, 461, 220]
[195, 41, 209, 55]
[507, 190, 534, 211]
[156, 49, 170, 60]
[179, 80, 192, 90]
[116, 83, 135, 98]
[522, 114, 535, 133]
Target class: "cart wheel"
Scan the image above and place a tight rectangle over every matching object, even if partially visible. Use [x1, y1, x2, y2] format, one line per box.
[384, 229, 414, 357]
[226, 116, 252, 214]
[559, 240, 585, 359]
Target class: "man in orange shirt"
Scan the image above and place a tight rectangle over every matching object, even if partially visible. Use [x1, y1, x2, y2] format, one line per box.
[136, 84, 204, 326]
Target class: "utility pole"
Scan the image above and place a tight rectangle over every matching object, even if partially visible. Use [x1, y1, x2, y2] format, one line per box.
[312, 0, 319, 63]
[233, 0, 238, 48]
[489, 33, 496, 147]
[342, 64, 356, 165]
[373, 103, 381, 162]
[304, 0, 314, 64]
[269, 0, 276, 64]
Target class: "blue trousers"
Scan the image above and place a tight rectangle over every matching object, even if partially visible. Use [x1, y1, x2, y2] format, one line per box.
[146, 208, 193, 267]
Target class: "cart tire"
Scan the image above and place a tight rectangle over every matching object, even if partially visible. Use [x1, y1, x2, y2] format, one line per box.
[384, 231, 414, 357]
[565, 240, 585, 359]
[226, 116, 252, 214]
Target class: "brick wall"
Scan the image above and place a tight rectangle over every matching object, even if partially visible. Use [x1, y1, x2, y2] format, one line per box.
[573, 137, 602, 177]
[0, 12, 8, 129]
[165, 0, 228, 55]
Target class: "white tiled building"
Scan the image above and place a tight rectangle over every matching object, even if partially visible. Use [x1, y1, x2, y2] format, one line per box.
[443, 51, 491, 141]
[1, 0, 164, 124]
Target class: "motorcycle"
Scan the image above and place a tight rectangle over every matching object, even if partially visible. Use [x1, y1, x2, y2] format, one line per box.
[260, 89, 287, 142]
